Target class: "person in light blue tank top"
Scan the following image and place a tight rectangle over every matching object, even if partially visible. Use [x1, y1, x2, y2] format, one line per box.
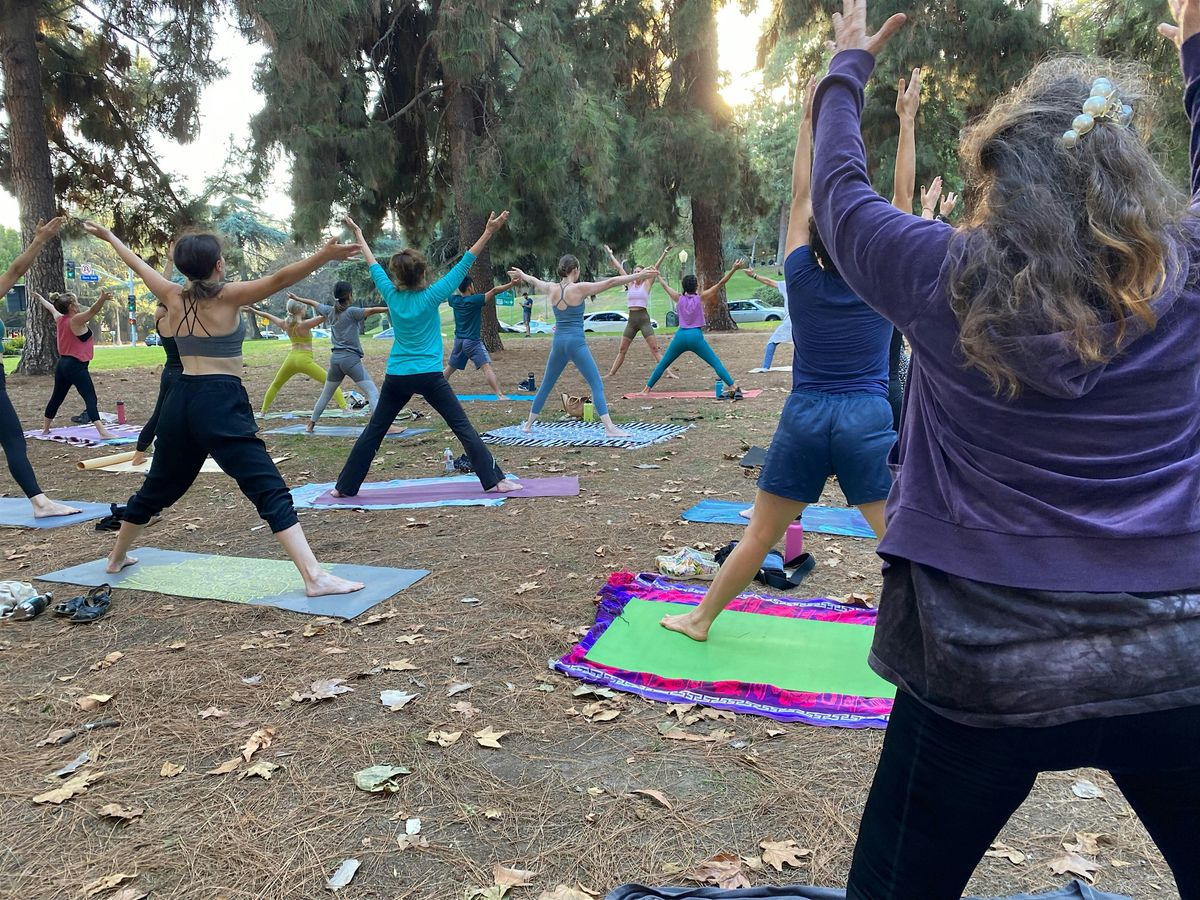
[508, 254, 659, 437]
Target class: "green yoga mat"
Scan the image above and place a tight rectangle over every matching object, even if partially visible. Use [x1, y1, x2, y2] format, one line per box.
[586, 598, 894, 699]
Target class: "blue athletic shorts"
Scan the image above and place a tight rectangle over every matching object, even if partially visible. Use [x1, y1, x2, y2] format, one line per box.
[448, 338, 491, 371]
[758, 390, 895, 506]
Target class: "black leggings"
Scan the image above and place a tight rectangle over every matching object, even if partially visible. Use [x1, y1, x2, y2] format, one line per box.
[136, 364, 183, 453]
[847, 690, 1200, 899]
[336, 371, 504, 496]
[44, 355, 100, 422]
[124, 374, 298, 533]
[0, 367, 41, 498]
[886, 328, 904, 432]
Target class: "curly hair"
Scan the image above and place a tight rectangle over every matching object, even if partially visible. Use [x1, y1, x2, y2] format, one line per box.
[388, 248, 428, 290]
[947, 57, 1191, 397]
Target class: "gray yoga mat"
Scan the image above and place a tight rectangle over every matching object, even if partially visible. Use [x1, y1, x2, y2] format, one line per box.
[0, 499, 113, 530]
[36, 547, 428, 620]
[264, 424, 431, 439]
[605, 880, 1128, 900]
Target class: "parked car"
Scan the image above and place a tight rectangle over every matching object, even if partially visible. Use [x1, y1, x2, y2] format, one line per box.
[500, 319, 554, 335]
[581, 310, 659, 333]
[144, 332, 162, 347]
[727, 299, 784, 323]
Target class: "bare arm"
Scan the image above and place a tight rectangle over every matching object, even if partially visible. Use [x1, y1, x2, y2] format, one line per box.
[83, 222, 179, 301]
[71, 291, 112, 328]
[294, 315, 327, 332]
[744, 268, 777, 288]
[163, 241, 175, 280]
[892, 68, 921, 213]
[286, 292, 321, 309]
[34, 292, 62, 321]
[785, 79, 818, 256]
[576, 269, 659, 299]
[0, 217, 66, 297]
[650, 245, 672, 272]
[465, 210, 510, 258]
[919, 176, 943, 220]
[362, 306, 388, 316]
[700, 259, 747, 304]
[484, 279, 521, 303]
[603, 245, 627, 276]
[657, 274, 681, 303]
[507, 267, 559, 296]
[220, 240, 361, 307]
[249, 308, 287, 328]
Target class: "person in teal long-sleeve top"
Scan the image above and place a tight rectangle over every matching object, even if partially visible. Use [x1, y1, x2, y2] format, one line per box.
[333, 212, 522, 497]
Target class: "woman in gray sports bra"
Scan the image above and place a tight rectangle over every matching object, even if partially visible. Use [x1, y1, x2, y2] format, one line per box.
[83, 222, 366, 599]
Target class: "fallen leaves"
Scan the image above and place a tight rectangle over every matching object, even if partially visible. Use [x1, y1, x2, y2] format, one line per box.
[1071, 778, 1105, 800]
[1065, 832, 1114, 856]
[628, 789, 672, 810]
[97, 802, 144, 822]
[76, 694, 113, 712]
[661, 728, 734, 744]
[474, 726, 509, 749]
[362, 610, 399, 625]
[682, 854, 750, 889]
[353, 765, 410, 793]
[241, 726, 275, 762]
[237, 760, 281, 781]
[514, 582, 540, 595]
[759, 839, 811, 872]
[198, 706, 229, 719]
[1048, 851, 1100, 883]
[536, 888, 597, 900]
[985, 842, 1027, 865]
[447, 682, 473, 697]
[380, 658, 417, 672]
[449, 700, 480, 719]
[82, 873, 137, 897]
[380, 690, 419, 711]
[291, 679, 354, 703]
[159, 761, 184, 778]
[580, 702, 621, 722]
[90, 651, 125, 671]
[110, 888, 149, 900]
[426, 730, 462, 748]
[325, 858, 360, 891]
[493, 865, 536, 888]
[204, 758, 241, 776]
[33, 770, 103, 805]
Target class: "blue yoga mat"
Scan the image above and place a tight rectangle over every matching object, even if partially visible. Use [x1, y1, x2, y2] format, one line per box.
[456, 394, 533, 402]
[483, 421, 689, 449]
[681, 499, 875, 539]
[264, 425, 431, 439]
[36, 547, 428, 620]
[0, 500, 113, 530]
[605, 880, 1127, 900]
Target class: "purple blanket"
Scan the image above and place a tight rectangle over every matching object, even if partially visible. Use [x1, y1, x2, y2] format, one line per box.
[25, 424, 141, 447]
[314, 475, 580, 506]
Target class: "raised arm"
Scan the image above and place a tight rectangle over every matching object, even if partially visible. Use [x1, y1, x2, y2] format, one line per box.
[362, 306, 388, 317]
[82, 222, 179, 301]
[744, 267, 777, 289]
[223, 239, 361, 307]
[603, 244, 627, 276]
[465, 210, 510, 259]
[0, 217, 65, 296]
[341, 216, 379, 269]
[700, 259, 747, 303]
[918, 176, 942, 220]
[286, 292, 321, 310]
[657, 274, 681, 303]
[785, 79, 818, 256]
[249, 307, 287, 328]
[892, 68, 921, 213]
[163, 241, 176, 281]
[34, 291, 62, 321]
[650, 245, 672, 272]
[576, 269, 659, 299]
[294, 314, 327, 332]
[72, 290, 112, 327]
[484, 278, 521, 303]
[507, 267, 559, 296]
[1161, 0, 1200, 200]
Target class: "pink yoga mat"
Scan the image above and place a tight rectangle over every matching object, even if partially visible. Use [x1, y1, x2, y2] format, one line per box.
[315, 475, 580, 506]
[25, 423, 141, 446]
[621, 390, 763, 400]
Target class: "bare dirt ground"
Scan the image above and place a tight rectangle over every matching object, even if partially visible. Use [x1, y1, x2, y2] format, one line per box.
[0, 333, 1176, 899]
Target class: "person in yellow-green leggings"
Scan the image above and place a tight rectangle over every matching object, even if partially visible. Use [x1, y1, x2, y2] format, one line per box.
[250, 300, 347, 414]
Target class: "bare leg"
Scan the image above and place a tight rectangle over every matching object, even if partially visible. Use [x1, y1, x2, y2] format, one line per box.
[42, 417, 52, 435]
[606, 337, 634, 378]
[130, 450, 148, 466]
[645, 335, 678, 379]
[662, 490, 805, 641]
[93, 420, 114, 440]
[275, 523, 365, 596]
[599, 413, 629, 438]
[521, 413, 537, 433]
[106, 520, 146, 573]
[30, 494, 81, 518]
[481, 363, 503, 397]
[857, 500, 887, 540]
[443, 365, 455, 381]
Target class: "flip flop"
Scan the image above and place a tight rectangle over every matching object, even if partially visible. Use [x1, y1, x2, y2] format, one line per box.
[68, 585, 112, 624]
[3, 593, 53, 622]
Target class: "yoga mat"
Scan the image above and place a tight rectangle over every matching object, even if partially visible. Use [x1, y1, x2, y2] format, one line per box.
[606, 880, 1128, 900]
[681, 499, 874, 539]
[82, 455, 286, 475]
[291, 474, 579, 510]
[36, 548, 428, 620]
[25, 424, 141, 448]
[259, 409, 371, 420]
[747, 366, 792, 373]
[264, 424, 431, 439]
[554, 572, 893, 728]
[77, 451, 137, 470]
[0, 499, 114, 530]
[621, 390, 763, 400]
[455, 394, 533, 402]
[483, 421, 689, 449]
[739, 446, 768, 468]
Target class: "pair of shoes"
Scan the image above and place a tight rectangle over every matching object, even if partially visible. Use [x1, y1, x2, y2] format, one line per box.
[517, 377, 536, 393]
[70, 411, 89, 425]
[656, 547, 720, 581]
[53, 584, 112, 623]
[2, 592, 53, 622]
[453, 454, 474, 474]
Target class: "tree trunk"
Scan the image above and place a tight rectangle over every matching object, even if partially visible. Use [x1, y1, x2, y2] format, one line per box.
[239, 256, 264, 339]
[693, 198, 736, 331]
[2, 1, 63, 375]
[445, 77, 504, 354]
[776, 201, 788, 270]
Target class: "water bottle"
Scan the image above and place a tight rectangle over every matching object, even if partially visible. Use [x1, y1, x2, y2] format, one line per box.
[116, 400, 126, 424]
[443, 448, 454, 472]
[714, 380, 724, 399]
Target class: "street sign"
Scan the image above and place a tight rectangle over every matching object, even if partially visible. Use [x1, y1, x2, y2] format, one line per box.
[79, 263, 99, 283]
[495, 291, 515, 307]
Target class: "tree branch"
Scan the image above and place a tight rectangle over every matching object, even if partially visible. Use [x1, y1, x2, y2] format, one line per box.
[382, 84, 445, 123]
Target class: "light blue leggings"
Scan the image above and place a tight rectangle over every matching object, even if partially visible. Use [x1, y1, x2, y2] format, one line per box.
[530, 332, 609, 416]
[647, 327, 736, 390]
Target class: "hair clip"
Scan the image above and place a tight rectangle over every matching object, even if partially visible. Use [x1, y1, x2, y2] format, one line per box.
[1062, 78, 1133, 148]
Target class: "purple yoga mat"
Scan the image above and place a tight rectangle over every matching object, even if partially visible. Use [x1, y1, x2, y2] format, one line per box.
[315, 476, 580, 506]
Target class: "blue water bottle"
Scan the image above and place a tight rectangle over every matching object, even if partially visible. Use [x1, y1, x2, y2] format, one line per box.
[714, 379, 724, 399]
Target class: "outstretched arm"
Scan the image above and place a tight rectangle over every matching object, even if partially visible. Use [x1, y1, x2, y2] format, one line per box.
[295, 314, 327, 332]
[785, 79, 818, 257]
[341, 216, 379, 269]
[507, 267, 559, 296]
[0, 217, 66, 297]
[484, 278, 521, 303]
[576, 269, 659, 299]
[224, 240, 361, 307]
[34, 292, 63, 321]
[72, 290, 112, 327]
[892, 68, 921, 213]
[286, 292, 321, 309]
[83, 222, 182, 301]
[603, 244, 627, 276]
[650, 245, 672, 272]
[657, 274, 681, 303]
[465, 210, 510, 259]
[700, 259, 747, 304]
[249, 308, 287, 328]
[362, 306, 388, 316]
[744, 267, 777, 289]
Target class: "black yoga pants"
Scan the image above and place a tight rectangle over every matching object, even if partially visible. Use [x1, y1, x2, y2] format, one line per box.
[336, 371, 504, 496]
[123, 374, 297, 533]
[0, 367, 40, 497]
[846, 690, 1200, 899]
[136, 364, 183, 453]
[44, 355, 100, 422]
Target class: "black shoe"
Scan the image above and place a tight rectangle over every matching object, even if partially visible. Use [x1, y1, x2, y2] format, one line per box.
[70, 411, 89, 425]
[517, 377, 536, 392]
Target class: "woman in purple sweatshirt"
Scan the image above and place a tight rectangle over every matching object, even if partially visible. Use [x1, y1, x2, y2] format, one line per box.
[815, 2, 1200, 897]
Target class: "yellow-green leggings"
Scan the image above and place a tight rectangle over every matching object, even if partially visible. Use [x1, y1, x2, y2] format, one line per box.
[261, 349, 347, 413]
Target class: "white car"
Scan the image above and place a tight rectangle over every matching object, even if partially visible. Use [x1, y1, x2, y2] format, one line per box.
[501, 320, 554, 335]
[727, 300, 785, 323]
[581, 310, 660, 333]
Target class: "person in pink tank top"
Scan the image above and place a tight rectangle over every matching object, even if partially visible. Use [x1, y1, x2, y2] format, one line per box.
[601, 244, 678, 380]
[38, 289, 114, 439]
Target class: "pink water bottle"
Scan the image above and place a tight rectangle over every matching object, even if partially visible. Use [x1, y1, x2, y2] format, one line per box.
[784, 521, 804, 561]
[116, 401, 126, 425]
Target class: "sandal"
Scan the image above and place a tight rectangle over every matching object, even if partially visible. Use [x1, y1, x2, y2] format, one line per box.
[3, 593, 53, 622]
[54, 584, 108, 618]
[68, 585, 112, 624]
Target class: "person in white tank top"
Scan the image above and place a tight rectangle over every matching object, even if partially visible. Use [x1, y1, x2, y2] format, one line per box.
[601, 244, 678, 380]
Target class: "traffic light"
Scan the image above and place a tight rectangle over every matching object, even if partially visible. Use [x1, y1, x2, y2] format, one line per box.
[66, 260, 76, 280]
[127, 294, 136, 315]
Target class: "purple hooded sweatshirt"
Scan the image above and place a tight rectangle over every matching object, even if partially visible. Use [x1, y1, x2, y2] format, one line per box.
[811, 44, 1200, 595]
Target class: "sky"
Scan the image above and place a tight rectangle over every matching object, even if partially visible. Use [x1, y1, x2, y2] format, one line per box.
[0, 3, 772, 231]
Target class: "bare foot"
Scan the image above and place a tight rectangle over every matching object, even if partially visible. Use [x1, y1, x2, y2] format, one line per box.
[305, 420, 316, 434]
[661, 610, 711, 642]
[521, 421, 535, 434]
[487, 479, 524, 494]
[330, 489, 345, 498]
[106, 554, 138, 574]
[635, 388, 651, 396]
[130, 450, 148, 467]
[605, 427, 630, 438]
[305, 571, 365, 597]
[738, 507, 753, 520]
[96, 425, 115, 440]
[31, 497, 81, 518]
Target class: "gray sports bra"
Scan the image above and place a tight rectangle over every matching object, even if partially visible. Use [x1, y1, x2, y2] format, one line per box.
[173, 315, 246, 358]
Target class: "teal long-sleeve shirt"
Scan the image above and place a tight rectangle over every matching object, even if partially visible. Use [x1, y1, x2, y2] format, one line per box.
[370, 252, 476, 376]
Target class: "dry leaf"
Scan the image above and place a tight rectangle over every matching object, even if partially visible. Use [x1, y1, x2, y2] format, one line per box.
[474, 726, 510, 749]
[494, 864, 536, 888]
[514, 582, 539, 595]
[237, 760, 281, 781]
[380, 690, 419, 711]
[450, 700, 480, 718]
[766, 728, 785, 737]
[110, 889, 149, 900]
[1064, 832, 1114, 856]
[291, 679, 354, 702]
[483, 807, 503, 819]
[37, 728, 75, 747]
[759, 839, 812, 872]
[353, 764, 410, 793]
[594, 545, 606, 558]
[381, 659, 417, 671]
[984, 842, 1026, 865]
[1071, 778, 1105, 800]
[90, 651, 125, 671]
[1049, 852, 1100, 883]
[683, 854, 750, 889]
[48, 749, 92, 779]
[397, 833, 430, 850]
[537, 888, 596, 900]
[164, 641, 187, 651]
[205, 758, 241, 776]
[629, 789, 672, 810]
[362, 610, 398, 625]
[240, 674, 263, 686]
[83, 873, 136, 897]
[325, 858, 360, 891]
[661, 729, 732, 743]
[447, 682, 473, 697]
[159, 761, 184, 778]
[427, 730, 462, 747]
[241, 726, 275, 761]
[97, 802, 143, 821]
[198, 706, 229, 719]
[76, 694, 113, 712]
[32, 770, 102, 804]
[581, 702, 621, 722]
